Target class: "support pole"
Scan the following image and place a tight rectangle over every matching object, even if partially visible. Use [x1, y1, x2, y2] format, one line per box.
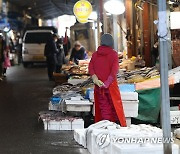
[113, 15, 118, 51]
[0, 0, 2, 13]
[103, 0, 108, 33]
[96, 0, 101, 46]
[157, 0, 172, 153]
[166, 5, 172, 69]
[139, 9, 144, 56]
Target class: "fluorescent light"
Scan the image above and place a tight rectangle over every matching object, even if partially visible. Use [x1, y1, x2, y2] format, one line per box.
[88, 11, 97, 20]
[170, 12, 180, 29]
[104, 0, 125, 15]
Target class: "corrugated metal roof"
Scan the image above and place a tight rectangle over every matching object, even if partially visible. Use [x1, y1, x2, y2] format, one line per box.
[7, 0, 79, 19]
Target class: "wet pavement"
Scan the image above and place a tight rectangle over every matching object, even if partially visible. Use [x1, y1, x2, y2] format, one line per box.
[0, 65, 89, 154]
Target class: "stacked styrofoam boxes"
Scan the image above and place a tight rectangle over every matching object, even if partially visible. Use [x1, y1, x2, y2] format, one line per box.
[111, 143, 179, 154]
[85, 121, 121, 154]
[121, 93, 139, 118]
[39, 112, 84, 131]
[89, 90, 139, 125]
[43, 119, 72, 130]
[74, 120, 179, 154]
[43, 118, 84, 131]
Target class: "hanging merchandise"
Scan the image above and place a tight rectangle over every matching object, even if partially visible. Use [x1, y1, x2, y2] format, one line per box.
[73, 0, 92, 23]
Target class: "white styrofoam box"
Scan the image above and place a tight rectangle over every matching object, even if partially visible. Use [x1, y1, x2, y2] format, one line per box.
[121, 92, 138, 101]
[72, 119, 84, 130]
[111, 143, 179, 154]
[126, 118, 131, 126]
[123, 100, 139, 117]
[170, 111, 180, 124]
[65, 100, 92, 105]
[89, 91, 138, 101]
[90, 100, 138, 118]
[43, 119, 71, 131]
[87, 129, 109, 154]
[92, 101, 138, 118]
[59, 120, 72, 130]
[66, 104, 92, 112]
[48, 102, 60, 111]
[43, 120, 60, 130]
[86, 121, 118, 153]
[91, 128, 140, 154]
[71, 97, 82, 101]
[74, 129, 86, 147]
[65, 100, 93, 112]
[68, 79, 87, 85]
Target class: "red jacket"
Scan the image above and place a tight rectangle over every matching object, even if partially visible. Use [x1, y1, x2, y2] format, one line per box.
[89, 46, 119, 82]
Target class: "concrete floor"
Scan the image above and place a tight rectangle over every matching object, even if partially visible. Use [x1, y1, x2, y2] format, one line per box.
[0, 65, 89, 154]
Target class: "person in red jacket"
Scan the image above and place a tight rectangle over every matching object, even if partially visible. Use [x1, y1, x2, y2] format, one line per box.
[89, 34, 126, 127]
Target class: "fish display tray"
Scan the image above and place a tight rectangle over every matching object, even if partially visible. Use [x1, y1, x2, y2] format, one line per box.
[65, 100, 93, 112]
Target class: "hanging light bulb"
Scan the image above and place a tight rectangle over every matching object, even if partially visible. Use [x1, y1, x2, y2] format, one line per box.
[104, 0, 125, 15]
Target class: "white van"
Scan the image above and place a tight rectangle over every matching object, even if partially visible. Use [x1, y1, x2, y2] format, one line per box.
[22, 29, 53, 67]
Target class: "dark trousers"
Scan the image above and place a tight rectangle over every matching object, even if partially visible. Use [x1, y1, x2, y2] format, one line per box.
[46, 57, 55, 80]
[0, 61, 3, 77]
[3, 68, 6, 74]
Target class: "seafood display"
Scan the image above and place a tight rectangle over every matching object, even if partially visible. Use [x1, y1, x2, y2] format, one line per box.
[62, 65, 89, 75]
[117, 67, 160, 84]
[53, 78, 93, 95]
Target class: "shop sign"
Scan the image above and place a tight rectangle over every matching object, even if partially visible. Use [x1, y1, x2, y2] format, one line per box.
[73, 0, 92, 23]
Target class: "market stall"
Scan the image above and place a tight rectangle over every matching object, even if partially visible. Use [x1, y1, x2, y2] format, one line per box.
[40, 49, 180, 130]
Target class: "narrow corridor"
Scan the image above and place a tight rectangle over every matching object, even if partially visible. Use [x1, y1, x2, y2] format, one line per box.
[0, 65, 88, 154]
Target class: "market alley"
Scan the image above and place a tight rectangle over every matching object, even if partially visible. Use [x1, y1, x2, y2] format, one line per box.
[0, 65, 89, 154]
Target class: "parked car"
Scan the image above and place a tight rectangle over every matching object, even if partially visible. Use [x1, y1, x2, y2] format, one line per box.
[22, 27, 57, 67]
